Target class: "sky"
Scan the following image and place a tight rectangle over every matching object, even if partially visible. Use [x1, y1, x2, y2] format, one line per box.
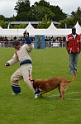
[0, 0, 81, 18]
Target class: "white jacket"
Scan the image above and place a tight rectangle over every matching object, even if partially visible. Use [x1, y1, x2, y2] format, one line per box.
[7, 44, 33, 65]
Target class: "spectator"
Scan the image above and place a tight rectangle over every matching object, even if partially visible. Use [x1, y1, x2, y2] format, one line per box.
[66, 27, 81, 74]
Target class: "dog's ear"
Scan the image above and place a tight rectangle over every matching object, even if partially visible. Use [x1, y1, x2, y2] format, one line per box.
[31, 80, 36, 90]
[31, 80, 34, 85]
[31, 80, 34, 82]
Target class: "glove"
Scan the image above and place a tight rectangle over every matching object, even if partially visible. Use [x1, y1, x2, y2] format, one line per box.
[5, 63, 10, 66]
[25, 37, 32, 44]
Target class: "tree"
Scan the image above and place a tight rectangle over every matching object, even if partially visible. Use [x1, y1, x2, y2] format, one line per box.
[0, 15, 5, 20]
[72, 7, 81, 25]
[34, 0, 50, 7]
[58, 7, 81, 28]
[49, 5, 67, 21]
[16, 12, 28, 21]
[0, 20, 8, 28]
[37, 15, 51, 28]
[14, 0, 66, 22]
[10, 23, 26, 29]
[14, 0, 30, 15]
[27, 6, 54, 21]
[32, 0, 66, 21]
[58, 17, 74, 28]
[1, 0, 81, 29]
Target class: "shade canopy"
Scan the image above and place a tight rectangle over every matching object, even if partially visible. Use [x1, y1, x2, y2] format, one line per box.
[0, 21, 81, 37]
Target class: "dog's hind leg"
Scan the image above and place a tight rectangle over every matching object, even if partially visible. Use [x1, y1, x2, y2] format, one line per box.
[58, 85, 62, 98]
[59, 81, 68, 99]
[60, 90, 65, 100]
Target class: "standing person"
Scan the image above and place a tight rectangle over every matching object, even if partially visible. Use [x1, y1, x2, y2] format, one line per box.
[66, 27, 81, 74]
[5, 36, 35, 95]
[24, 32, 32, 44]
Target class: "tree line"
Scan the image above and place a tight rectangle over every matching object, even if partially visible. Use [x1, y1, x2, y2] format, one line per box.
[0, 0, 81, 28]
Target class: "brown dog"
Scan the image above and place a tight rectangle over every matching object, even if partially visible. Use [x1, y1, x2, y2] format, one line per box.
[32, 71, 76, 99]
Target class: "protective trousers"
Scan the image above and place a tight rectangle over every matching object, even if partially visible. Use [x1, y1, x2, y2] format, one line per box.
[10, 64, 34, 94]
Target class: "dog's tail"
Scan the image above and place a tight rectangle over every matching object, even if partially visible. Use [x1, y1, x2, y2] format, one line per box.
[67, 71, 76, 83]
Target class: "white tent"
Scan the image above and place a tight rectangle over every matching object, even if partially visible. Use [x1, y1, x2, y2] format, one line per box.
[0, 22, 81, 37]
[25, 22, 35, 30]
[0, 26, 3, 29]
[47, 22, 57, 30]
[24, 22, 36, 36]
[0, 29, 24, 37]
[74, 21, 81, 34]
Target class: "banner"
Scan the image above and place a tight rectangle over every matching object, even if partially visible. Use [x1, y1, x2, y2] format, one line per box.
[34, 35, 45, 49]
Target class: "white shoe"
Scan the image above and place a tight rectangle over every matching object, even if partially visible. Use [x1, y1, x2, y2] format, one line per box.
[12, 92, 22, 95]
[34, 94, 40, 98]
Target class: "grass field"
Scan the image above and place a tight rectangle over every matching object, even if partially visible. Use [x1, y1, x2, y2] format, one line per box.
[0, 47, 81, 124]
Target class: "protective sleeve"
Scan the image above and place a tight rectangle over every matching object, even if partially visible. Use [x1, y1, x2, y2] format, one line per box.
[7, 53, 18, 65]
[25, 44, 33, 53]
[25, 37, 32, 44]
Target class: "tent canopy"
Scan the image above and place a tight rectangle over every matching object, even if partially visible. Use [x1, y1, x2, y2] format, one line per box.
[0, 21, 81, 37]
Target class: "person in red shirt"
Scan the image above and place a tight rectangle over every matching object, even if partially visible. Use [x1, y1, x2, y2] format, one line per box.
[66, 27, 81, 74]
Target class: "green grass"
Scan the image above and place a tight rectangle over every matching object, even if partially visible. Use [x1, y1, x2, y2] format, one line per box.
[0, 47, 81, 124]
